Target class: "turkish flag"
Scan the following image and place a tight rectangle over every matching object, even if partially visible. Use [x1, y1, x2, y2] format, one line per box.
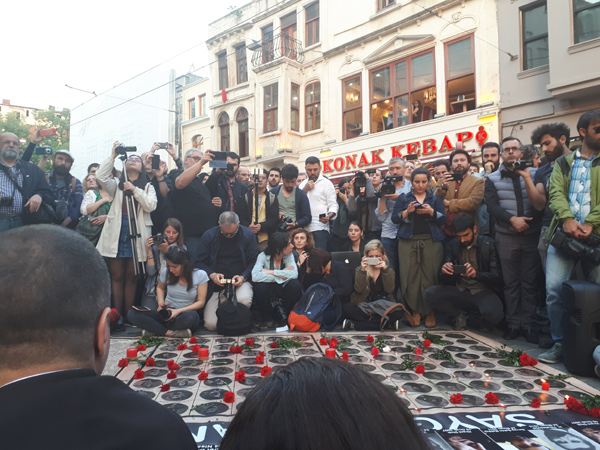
[222, 89, 227, 102]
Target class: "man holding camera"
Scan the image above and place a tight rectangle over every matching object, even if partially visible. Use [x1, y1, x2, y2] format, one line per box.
[348, 169, 382, 242]
[194, 212, 258, 331]
[0, 132, 53, 232]
[539, 111, 600, 364]
[484, 137, 543, 342]
[205, 152, 249, 221]
[270, 164, 312, 232]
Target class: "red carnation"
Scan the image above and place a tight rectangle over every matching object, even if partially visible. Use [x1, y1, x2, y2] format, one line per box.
[259, 351, 265, 356]
[450, 394, 463, 404]
[423, 339, 431, 347]
[519, 353, 538, 366]
[133, 369, 145, 379]
[415, 365, 425, 374]
[270, 342, 278, 348]
[224, 391, 235, 403]
[319, 337, 328, 345]
[191, 345, 201, 353]
[255, 354, 265, 364]
[198, 371, 208, 380]
[415, 348, 423, 356]
[366, 335, 374, 342]
[565, 397, 588, 415]
[235, 370, 246, 382]
[189, 337, 197, 344]
[229, 346, 242, 354]
[329, 338, 339, 348]
[118, 358, 128, 367]
[167, 370, 177, 379]
[177, 343, 188, 351]
[145, 358, 155, 367]
[342, 351, 349, 361]
[167, 360, 180, 371]
[590, 408, 600, 418]
[530, 398, 541, 408]
[137, 344, 146, 351]
[371, 347, 380, 356]
[485, 392, 499, 405]
[160, 384, 171, 392]
[245, 338, 254, 346]
[261, 366, 272, 376]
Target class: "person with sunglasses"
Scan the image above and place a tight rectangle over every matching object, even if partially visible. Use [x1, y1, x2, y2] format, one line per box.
[96, 142, 157, 330]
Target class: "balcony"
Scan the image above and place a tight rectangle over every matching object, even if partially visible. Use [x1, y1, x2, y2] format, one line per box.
[251, 34, 305, 69]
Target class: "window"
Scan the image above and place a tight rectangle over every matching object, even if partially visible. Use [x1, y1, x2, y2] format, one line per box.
[26, 110, 29, 117]
[305, 2, 320, 47]
[343, 75, 362, 140]
[378, 0, 395, 11]
[291, 83, 300, 131]
[198, 94, 206, 116]
[446, 36, 476, 115]
[219, 112, 230, 152]
[237, 108, 249, 158]
[281, 12, 298, 60]
[236, 45, 248, 84]
[264, 83, 278, 133]
[574, 0, 600, 44]
[369, 50, 435, 134]
[305, 81, 321, 131]
[262, 25, 274, 63]
[188, 98, 196, 119]
[218, 52, 229, 90]
[521, 2, 548, 70]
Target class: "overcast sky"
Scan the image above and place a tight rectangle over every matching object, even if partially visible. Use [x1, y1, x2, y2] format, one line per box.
[2, 0, 248, 112]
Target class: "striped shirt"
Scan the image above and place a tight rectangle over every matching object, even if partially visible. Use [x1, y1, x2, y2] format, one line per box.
[569, 150, 599, 224]
[0, 162, 23, 216]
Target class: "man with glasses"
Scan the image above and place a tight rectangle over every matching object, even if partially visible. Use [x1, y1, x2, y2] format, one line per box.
[539, 110, 600, 364]
[205, 151, 249, 220]
[484, 137, 543, 342]
[194, 211, 258, 331]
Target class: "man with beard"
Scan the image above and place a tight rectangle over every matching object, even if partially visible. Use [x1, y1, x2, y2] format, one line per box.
[205, 151, 249, 224]
[270, 163, 311, 231]
[0, 132, 53, 232]
[268, 167, 281, 190]
[424, 213, 503, 331]
[44, 150, 83, 229]
[236, 165, 250, 187]
[485, 137, 543, 342]
[538, 110, 600, 364]
[435, 149, 484, 243]
[482, 142, 501, 175]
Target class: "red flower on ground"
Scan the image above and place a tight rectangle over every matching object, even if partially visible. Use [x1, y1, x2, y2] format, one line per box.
[415, 347, 423, 356]
[261, 366, 272, 376]
[415, 365, 425, 374]
[255, 354, 265, 364]
[565, 396, 589, 415]
[160, 384, 171, 392]
[319, 337, 328, 345]
[191, 345, 201, 353]
[485, 392, 499, 405]
[270, 342, 278, 348]
[371, 347, 380, 356]
[229, 346, 242, 354]
[366, 335, 374, 342]
[519, 353, 538, 366]
[133, 369, 145, 379]
[450, 394, 463, 404]
[342, 351, 349, 361]
[167, 360, 180, 371]
[198, 371, 208, 380]
[259, 351, 265, 356]
[224, 392, 235, 403]
[118, 358, 128, 367]
[137, 344, 146, 351]
[245, 338, 254, 346]
[189, 337, 197, 344]
[177, 343, 187, 351]
[329, 338, 339, 348]
[145, 358, 155, 367]
[590, 408, 600, 418]
[167, 371, 177, 379]
[235, 370, 246, 382]
[423, 339, 431, 347]
[530, 398, 541, 408]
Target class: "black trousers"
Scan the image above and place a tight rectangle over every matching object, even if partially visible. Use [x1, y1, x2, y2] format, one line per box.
[343, 302, 404, 331]
[423, 285, 504, 325]
[253, 280, 302, 318]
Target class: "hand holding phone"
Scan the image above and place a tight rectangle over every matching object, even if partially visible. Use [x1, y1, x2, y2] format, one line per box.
[453, 264, 467, 275]
[366, 257, 379, 265]
[39, 128, 57, 137]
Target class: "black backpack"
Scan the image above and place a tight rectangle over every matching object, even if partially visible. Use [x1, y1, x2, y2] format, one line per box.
[216, 288, 252, 336]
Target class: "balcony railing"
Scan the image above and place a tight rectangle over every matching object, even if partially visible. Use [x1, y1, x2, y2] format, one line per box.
[251, 34, 305, 68]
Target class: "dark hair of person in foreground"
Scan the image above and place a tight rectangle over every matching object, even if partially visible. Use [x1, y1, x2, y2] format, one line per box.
[219, 357, 431, 450]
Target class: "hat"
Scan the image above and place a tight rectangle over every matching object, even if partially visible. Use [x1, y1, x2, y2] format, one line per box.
[54, 149, 74, 162]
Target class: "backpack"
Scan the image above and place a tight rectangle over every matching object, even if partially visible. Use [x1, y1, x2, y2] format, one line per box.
[288, 283, 341, 332]
[216, 289, 252, 336]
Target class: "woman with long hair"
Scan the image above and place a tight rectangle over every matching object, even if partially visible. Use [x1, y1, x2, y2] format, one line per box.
[128, 246, 207, 338]
[343, 220, 365, 253]
[96, 142, 157, 330]
[302, 248, 352, 306]
[77, 173, 111, 245]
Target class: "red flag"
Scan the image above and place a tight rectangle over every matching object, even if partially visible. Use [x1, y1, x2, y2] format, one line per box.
[222, 89, 227, 102]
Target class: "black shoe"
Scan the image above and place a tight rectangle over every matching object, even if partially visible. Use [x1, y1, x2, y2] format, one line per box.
[342, 319, 355, 330]
[524, 328, 539, 344]
[478, 320, 494, 333]
[264, 320, 275, 328]
[503, 327, 520, 340]
[539, 338, 556, 349]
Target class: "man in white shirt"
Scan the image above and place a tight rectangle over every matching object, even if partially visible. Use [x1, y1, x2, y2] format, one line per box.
[299, 156, 339, 250]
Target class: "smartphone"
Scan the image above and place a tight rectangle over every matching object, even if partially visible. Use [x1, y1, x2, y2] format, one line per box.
[209, 151, 228, 169]
[451, 172, 464, 182]
[453, 264, 467, 275]
[151, 154, 161, 170]
[39, 128, 57, 137]
[319, 213, 326, 219]
[35, 146, 53, 155]
[157, 142, 169, 149]
[131, 305, 151, 312]
[366, 257, 379, 265]
[406, 153, 419, 161]
[414, 203, 424, 210]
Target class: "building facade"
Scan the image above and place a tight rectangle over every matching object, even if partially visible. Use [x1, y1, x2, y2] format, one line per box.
[0, 99, 40, 126]
[206, 0, 501, 179]
[180, 77, 212, 155]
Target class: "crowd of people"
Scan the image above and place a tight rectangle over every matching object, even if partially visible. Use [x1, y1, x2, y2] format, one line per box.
[1, 110, 600, 366]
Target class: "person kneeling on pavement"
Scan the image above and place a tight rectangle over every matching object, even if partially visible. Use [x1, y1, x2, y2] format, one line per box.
[424, 213, 504, 331]
[128, 246, 207, 338]
[251, 232, 302, 328]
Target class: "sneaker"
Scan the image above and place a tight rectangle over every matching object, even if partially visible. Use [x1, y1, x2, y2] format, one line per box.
[538, 342, 563, 364]
[170, 329, 192, 339]
[342, 319, 355, 330]
[141, 330, 156, 338]
[453, 313, 468, 331]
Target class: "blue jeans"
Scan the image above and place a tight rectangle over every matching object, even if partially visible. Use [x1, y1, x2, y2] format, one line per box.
[546, 244, 600, 341]
[0, 215, 23, 233]
[313, 230, 331, 251]
[381, 237, 399, 297]
[185, 236, 203, 263]
[127, 309, 200, 336]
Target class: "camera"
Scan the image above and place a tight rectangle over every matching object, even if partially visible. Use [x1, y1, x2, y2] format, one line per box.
[270, 297, 288, 325]
[0, 197, 14, 207]
[380, 175, 403, 196]
[159, 308, 172, 320]
[550, 229, 600, 264]
[279, 215, 294, 231]
[35, 146, 53, 156]
[354, 171, 367, 199]
[365, 168, 377, 175]
[152, 233, 166, 245]
[513, 160, 534, 171]
[115, 145, 137, 156]
[450, 172, 464, 182]
[221, 278, 235, 301]
[157, 142, 169, 149]
[226, 163, 235, 172]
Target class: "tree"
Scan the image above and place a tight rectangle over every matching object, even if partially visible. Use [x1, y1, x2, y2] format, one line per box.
[0, 111, 31, 141]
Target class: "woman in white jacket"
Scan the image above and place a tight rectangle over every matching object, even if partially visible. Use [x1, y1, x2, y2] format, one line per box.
[96, 141, 157, 328]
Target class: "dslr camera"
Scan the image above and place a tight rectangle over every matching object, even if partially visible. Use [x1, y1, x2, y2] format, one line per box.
[115, 144, 137, 156]
[550, 229, 600, 264]
[158, 308, 172, 321]
[513, 160, 534, 171]
[221, 278, 236, 301]
[152, 233, 166, 245]
[270, 297, 288, 325]
[0, 197, 14, 207]
[379, 175, 403, 196]
[279, 215, 294, 231]
[354, 170, 367, 199]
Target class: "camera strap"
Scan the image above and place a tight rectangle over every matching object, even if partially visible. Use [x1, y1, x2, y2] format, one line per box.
[0, 163, 28, 201]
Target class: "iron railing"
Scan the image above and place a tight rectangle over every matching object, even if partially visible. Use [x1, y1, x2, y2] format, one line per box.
[251, 33, 305, 68]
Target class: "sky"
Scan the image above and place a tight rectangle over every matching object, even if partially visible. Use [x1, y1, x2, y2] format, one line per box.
[2, 0, 249, 112]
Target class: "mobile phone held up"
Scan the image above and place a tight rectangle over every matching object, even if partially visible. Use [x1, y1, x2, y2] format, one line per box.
[157, 142, 169, 149]
[209, 151, 228, 169]
[366, 257, 379, 265]
[405, 153, 419, 161]
[453, 264, 467, 275]
[152, 154, 161, 170]
[39, 128, 57, 137]
[35, 146, 53, 156]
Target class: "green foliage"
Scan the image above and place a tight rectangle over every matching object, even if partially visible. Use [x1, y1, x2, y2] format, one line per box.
[135, 336, 165, 347]
[547, 374, 571, 381]
[580, 395, 600, 411]
[275, 338, 302, 349]
[0, 111, 31, 139]
[496, 346, 523, 367]
[430, 349, 457, 364]
[422, 332, 446, 346]
[373, 337, 387, 350]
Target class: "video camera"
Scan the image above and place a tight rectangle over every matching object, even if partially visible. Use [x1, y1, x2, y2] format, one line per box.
[279, 215, 294, 231]
[550, 229, 600, 264]
[513, 160, 535, 171]
[354, 170, 367, 199]
[115, 145, 137, 156]
[379, 175, 403, 196]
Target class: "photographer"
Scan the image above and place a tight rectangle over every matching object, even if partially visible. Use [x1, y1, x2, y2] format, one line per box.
[331, 177, 356, 251]
[205, 151, 249, 220]
[271, 164, 312, 231]
[0, 132, 53, 232]
[245, 169, 280, 252]
[348, 169, 382, 241]
[539, 110, 600, 364]
[43, 150, 83, 229]
[251, 232, 301, 328]
[128, 246, 207, 338]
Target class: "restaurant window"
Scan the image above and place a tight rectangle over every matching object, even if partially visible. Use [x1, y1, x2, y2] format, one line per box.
[236, 45, 248, 84]
[305, 81, 321, 131]
[377, 0, 395, 12]
[218, 52, 229, 90]
[574, 0, 600, 44]
[446, 36, 476, 115]
[262, 25, 274, 63]
[198, 94, 206, 116]
[369, 50, 435, 134]
[237, 108, 249, 158]
[219, 112, 230, 152]
[342, 74, 362, 140]
[188, 98, 196, 119]
[264, 83, 278, 133]
[521, 2, 548, 70]
[305, 2, 320, 47]
[291, 83, 300, 132]
[281, 12, 298, 60]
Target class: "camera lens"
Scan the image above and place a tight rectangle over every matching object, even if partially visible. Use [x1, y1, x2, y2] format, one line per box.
[159, 309, 172, 320]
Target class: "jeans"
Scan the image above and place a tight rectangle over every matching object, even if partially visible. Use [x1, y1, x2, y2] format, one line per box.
[253, 280, 302, 320]
[424, 285, 504, 325]
[127, 309, 200, 336]
[546, 244, 600, 341]
[313, 230, 331, 251]
[381, 237, 399, 297]
[184, 236, 203, 261]
[0, 215, 23, 233]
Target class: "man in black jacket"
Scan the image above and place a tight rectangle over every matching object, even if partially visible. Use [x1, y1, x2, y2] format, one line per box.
[424, 213, 504, 330]
[205, 151, 249, 221]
